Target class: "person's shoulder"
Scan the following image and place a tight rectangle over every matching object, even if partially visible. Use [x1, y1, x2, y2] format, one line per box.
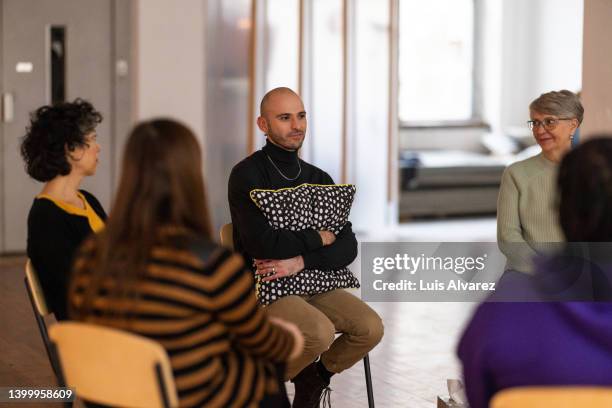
[472, 274, 540, 322]
[183, 237, 247, 280]
[188, 236, 243, 266]
[299, 159, 335, 184]
[459, 297, 521, 352]
[298, 157, 321, 172]
[79, 190, 107, 218]
[27, 198, 73, 246]
[28, 196, 66, 223]
[79, 190, 101, 206]
[231, 150, 264, 174]
[500, 155, 542, 187]
[505, 153, 544, 174]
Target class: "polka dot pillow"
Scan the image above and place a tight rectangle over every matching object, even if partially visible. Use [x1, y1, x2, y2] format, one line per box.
[249, 183, 360, 305]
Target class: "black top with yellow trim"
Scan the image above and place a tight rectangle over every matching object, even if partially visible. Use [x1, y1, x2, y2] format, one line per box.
[228, 140, 358, 271]
[26, 189, 106, 320]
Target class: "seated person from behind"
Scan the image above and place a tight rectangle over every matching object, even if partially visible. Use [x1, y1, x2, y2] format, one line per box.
[21, 99, 106, 320]
[229, 87, 384, 407]
[497, 90, 583, 273]
[70, 119, 303, 408]
[458, 137, 612, 408]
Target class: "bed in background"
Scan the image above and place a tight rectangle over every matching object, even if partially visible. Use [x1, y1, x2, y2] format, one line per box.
[399, 145, 540, 219]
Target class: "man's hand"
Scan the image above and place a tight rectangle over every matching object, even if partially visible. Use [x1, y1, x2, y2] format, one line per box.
[254, 256, 305, 281]
[318, 230, 336, 246]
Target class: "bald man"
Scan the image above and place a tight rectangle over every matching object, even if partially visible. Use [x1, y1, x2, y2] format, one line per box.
[228, 87, 383, 407]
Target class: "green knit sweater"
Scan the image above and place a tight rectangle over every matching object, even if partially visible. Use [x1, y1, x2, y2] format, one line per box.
[497, 153, 565, 273]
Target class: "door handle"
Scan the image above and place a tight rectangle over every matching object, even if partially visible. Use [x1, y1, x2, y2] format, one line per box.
[2, 92, 14, 123]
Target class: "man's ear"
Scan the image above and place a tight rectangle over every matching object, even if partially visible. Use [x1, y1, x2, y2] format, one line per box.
[257, 116, 268, 134]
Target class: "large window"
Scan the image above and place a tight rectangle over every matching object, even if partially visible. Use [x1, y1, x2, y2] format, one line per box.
[398, 0, 476, 124]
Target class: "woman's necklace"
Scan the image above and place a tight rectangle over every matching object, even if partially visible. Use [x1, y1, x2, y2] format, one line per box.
[265, 153, 302, 181]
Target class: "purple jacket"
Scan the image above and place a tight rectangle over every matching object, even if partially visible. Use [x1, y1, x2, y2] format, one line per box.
[457, 263, 612, 408]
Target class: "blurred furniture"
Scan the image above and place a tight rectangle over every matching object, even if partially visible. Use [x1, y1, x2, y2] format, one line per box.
[49, 322, 178, 408]
[399, 150, 507, 218]
[220, 223, 376, 408]
[491, 386, 612, 408]
[219, 222, 234, 249]
[24, 259, 62, 380]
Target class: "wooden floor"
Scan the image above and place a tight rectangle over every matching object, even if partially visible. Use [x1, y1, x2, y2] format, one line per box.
[0, 256, 62, 408]
[0, 218, 494, 407]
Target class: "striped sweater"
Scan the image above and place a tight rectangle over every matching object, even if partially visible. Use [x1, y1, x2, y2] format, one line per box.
[69, 232, 294, 408]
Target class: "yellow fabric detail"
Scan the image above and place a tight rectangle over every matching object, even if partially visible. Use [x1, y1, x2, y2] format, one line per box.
[37, 192, 104, 233]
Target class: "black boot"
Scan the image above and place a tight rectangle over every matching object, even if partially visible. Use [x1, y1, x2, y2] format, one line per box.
[292, 362, 332, 408]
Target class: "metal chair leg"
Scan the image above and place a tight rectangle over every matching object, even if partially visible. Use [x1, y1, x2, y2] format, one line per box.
[363, 354, 375, 408]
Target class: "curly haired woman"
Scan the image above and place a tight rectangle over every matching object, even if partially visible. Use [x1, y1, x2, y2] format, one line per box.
[21, 98, 106, 320]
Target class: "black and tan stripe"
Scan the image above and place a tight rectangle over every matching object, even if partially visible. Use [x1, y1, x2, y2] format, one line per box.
[70, 236, 294, 408]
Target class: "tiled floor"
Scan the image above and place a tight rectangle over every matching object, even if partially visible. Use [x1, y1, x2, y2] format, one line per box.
[317, 217, 495, 407]
[0, 217, 496, 407]
[289, 301, 477, 407]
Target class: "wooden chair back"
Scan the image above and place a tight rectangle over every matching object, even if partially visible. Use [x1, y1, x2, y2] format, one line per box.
[220, 223, 234, 250]
[491, 387, 612, 408]
[25, 259, 50, 315]
[49, 322, 179, 408]
[24, 259, 62, 379]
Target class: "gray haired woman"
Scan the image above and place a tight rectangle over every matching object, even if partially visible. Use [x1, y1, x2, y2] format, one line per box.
[497, 90, 583, 272]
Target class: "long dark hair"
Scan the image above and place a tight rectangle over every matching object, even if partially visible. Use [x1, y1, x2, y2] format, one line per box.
[74, 119, 212, 317]
[558, 136, 612, 242]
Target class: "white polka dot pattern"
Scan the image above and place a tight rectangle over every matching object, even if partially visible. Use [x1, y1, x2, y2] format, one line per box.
[250, 184, 360, 305]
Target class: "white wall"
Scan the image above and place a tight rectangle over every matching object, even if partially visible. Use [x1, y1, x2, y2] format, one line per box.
[135, 0, 205, 143]
[499, 0, 583, 131]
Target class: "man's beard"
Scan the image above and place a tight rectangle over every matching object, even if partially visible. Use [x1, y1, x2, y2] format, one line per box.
[268, 131, 304, 151]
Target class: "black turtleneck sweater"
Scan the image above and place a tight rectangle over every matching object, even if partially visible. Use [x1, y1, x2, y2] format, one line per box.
[228, 140, 357, 270]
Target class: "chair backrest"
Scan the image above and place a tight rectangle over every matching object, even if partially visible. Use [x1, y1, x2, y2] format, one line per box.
[49, 322, 179, 408]
[220, 223, 234, 250]
[24, 259, 63, 380]
[491, 386, 612, 408]
[25, 259, 50, 316]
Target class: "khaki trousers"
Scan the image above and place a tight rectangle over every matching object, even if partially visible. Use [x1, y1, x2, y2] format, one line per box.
[266, 289, 384, 380]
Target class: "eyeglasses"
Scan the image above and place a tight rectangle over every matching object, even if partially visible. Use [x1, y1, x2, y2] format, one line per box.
[527, 117, 574, 131]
